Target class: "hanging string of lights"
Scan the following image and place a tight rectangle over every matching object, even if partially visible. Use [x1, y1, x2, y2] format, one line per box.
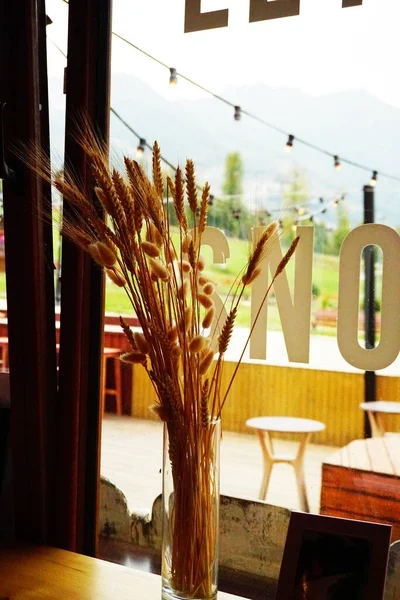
[111, 31, 400, 186]
[110, 107, 344, 220]
[49, 36, 347, 224]
[110, 107, 178, 171]
[55, 0, 399, 186]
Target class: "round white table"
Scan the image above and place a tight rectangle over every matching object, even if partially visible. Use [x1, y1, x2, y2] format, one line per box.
[246, 416, 325, 512]
[360, 401, 400, 437]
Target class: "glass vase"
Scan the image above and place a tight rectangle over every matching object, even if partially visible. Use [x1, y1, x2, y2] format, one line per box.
[161, 419, 221, 600]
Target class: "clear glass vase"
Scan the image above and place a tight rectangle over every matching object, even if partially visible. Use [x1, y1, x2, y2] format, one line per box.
[161, 419, 221, 600]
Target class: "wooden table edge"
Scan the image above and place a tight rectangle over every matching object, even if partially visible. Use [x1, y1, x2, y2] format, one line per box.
[0, 543, 247, 600]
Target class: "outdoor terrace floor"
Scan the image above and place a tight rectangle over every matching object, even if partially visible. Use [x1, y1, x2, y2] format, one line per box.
[101, 415, 338, 515]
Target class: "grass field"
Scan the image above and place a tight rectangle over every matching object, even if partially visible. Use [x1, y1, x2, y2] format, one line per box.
[105, 235, 342, 329]
[0, 235, 343, 331]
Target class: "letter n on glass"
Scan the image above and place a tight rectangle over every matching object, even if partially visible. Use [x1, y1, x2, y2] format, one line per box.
[249, 0, 300, 23]
[185, 0, 229, 33]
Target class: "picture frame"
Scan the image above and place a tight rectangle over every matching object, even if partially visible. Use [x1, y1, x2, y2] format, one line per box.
[275, 512, 392, 599]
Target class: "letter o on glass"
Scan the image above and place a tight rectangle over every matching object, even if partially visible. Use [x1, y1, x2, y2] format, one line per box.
[337, 224, 400, 371]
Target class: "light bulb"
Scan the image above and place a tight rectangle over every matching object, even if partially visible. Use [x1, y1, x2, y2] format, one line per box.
[136, 138, 146, 157]
[286, 134, 294, 152]
[370, 171, 378, 187]
[334, 155, 341, 171]
[169, 67, 177, 86]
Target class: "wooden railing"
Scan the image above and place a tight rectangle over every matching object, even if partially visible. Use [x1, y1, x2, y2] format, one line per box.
[1, 301, 398, 445]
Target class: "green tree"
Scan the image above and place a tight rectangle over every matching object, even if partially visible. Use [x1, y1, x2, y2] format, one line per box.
[219, 152, 245, 237]
[222, 152, 243, 197]
[283, 169, 309, 207]
[329, 201, 351, 255]
[313, 221, 329, 254]
[282, 170, 310, 243]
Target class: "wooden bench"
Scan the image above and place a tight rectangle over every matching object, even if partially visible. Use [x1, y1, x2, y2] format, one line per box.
[312, 309, 338, 329]
[320, 436, 400, 542]
[312, 309, 381, 332]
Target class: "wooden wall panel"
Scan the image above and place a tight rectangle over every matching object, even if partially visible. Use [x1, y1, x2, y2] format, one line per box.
[130, 361, 372, 447]
[376, 374, 400, 433]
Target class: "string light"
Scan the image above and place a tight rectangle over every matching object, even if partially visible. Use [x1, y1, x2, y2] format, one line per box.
[99, 32, 400, 184]
[108, 107, 358, 231]
[136, 138, 146, 157]
[370, 171, 378, 187]
[286, 134, 294, 152]
[54, 30, 400, 186]
[169, 67, 177, 86]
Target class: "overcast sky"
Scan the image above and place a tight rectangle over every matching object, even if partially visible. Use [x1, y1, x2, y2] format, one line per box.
[46, 0, 400, 109]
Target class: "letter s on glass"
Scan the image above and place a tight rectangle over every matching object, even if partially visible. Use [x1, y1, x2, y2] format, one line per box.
[249, 0, 300, 23]
[184, 0, 229, 33]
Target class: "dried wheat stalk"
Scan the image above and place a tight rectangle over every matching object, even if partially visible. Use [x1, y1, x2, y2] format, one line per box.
[37, 138, 298, 598]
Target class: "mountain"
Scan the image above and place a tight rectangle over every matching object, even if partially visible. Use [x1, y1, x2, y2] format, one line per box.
[48, 73, 400, 226]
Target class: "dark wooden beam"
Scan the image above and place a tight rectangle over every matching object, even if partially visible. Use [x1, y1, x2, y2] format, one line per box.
[56, 0, 112, 555]
[0, 0, 57, 543]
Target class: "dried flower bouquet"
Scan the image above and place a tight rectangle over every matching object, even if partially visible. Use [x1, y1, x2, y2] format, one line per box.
[49, 138, 298, 599]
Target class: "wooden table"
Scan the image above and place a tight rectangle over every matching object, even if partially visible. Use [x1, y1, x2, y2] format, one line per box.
[246, 416, 325, 512]
[0, 544, 245, 599]
[360, 401, 400, 437]
[321, 435, 400, 542]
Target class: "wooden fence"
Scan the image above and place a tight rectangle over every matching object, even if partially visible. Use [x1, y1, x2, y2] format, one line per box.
[131, 361, 400, 447]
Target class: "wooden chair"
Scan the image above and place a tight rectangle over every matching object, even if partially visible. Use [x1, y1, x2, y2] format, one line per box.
[56, 344, 122, 415]
[103, 348, 122, 415]
[0, 337, 9, 369]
